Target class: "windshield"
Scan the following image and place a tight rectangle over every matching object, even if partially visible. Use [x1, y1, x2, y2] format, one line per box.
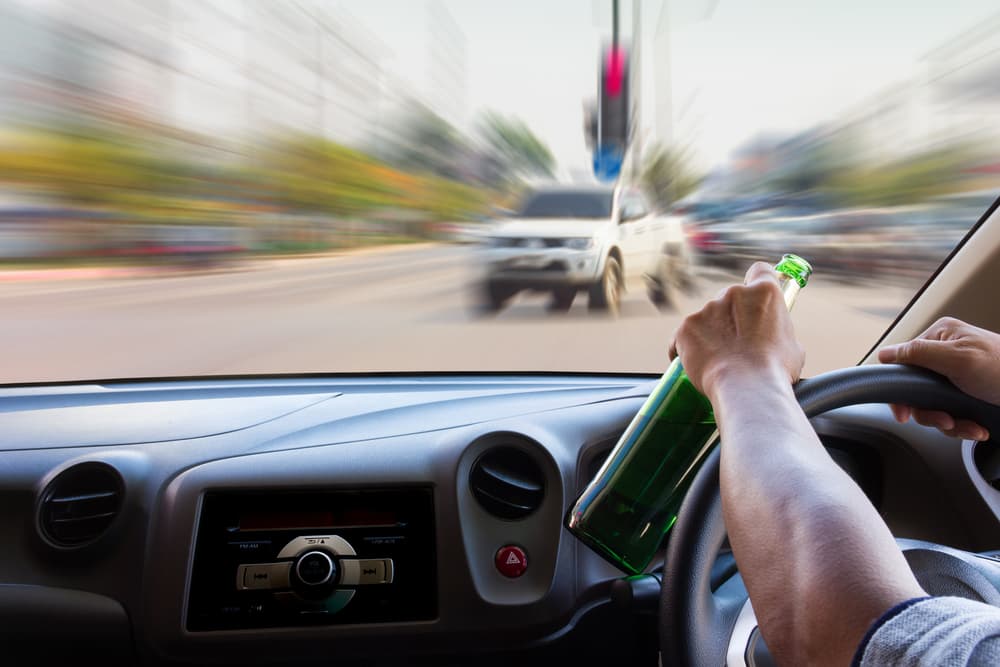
[1, 0, 998, 383]
[517, 191, 614, 219]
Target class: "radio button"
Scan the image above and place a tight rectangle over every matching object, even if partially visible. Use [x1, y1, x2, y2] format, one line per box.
[358, 558, 394, 585]
[339, 558, 361, 586]
[236, 562, 292, 591]
[277, 535, 356, 559]
[295, 551, 336, 586]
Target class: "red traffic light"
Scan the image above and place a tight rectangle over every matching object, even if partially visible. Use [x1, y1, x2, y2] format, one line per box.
[604, 47, 627, 97]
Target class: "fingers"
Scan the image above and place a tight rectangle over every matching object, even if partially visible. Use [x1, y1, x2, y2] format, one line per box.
[943, 419, 990, 441]
[918, 316, 965, 342]
[878, 317, 968, 365]
[908, 408, 955, 432]
[892, 406, 990, 441]
[889, 403, 912, 424]
[744, 261, 780, 287]
[877, 338, 956, 375]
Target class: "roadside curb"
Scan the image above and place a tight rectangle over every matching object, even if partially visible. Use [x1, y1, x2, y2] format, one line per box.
[0, 266, 171, 283]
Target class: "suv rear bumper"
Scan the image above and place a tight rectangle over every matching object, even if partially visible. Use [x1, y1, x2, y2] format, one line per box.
[480, 248, 603, 289]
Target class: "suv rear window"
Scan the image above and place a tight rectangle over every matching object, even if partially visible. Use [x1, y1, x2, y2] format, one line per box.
[518, 191, 614, 219]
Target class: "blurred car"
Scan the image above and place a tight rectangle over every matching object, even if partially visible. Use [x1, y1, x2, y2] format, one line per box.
[432, 222, 485, 244]
[669, 200, 746, 269]
[475, 184, 694, 315]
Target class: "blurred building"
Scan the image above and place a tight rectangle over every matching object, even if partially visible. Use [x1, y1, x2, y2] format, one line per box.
[832, 11, 1000, 165]
[426, 0, 468, 130]
[0, 0, 403, 149]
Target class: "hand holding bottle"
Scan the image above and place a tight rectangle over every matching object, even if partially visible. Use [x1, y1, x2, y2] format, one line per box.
[669, 261, 805, 403]
[566, 255, 811, 574]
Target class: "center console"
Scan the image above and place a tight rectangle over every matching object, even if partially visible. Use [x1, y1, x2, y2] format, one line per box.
[187, 487, 436, 631]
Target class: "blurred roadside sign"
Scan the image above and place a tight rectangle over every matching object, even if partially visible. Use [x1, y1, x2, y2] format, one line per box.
[593, 145, 623, 182]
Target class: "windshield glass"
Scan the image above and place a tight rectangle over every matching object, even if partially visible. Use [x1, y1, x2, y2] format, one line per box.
[517, 191, 614, 218]
[1, 0, 998, 383]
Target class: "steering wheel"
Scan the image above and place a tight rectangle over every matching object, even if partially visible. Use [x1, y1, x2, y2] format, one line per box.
[659, 363, 1000, 667]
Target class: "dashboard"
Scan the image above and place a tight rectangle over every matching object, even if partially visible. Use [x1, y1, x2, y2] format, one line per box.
[1, 373, 999, 665]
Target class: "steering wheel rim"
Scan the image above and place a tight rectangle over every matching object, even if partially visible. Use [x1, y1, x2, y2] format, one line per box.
[658, 363, 1000, 667]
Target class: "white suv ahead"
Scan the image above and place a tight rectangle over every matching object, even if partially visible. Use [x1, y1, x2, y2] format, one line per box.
[475, 184, 694, 315]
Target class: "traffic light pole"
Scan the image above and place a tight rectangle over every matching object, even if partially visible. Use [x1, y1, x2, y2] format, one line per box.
[632, 0, 641, 177]
[612, 0, 619, 50]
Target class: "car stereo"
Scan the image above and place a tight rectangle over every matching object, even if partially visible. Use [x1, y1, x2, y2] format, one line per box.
[187, 487, 436, 631]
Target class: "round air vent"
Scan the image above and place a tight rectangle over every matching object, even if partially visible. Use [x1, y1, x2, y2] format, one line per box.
[38, 462, 124, 548]
[470, 446, 545, 520]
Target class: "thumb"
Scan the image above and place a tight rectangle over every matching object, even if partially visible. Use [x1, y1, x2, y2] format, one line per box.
[879, 338, 956, 375]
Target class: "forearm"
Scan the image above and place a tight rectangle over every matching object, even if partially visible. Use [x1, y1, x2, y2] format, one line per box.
[711, 367, 925, 666]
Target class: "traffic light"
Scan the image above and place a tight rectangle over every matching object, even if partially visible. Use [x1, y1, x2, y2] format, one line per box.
[599, 46, 630, 151]
[591, 45, 630, 181]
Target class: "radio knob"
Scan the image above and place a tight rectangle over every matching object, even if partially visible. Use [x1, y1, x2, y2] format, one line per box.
[295, 550, 337, 586]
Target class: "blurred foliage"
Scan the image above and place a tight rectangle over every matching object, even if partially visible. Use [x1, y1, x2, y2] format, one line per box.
[0, 118, 489, 231]
[0, 124, 190, 207]
[641, 145, 702, 208]
[751, 129, 984, 207]
[827, 144, 982, 207]
[478, 112, 555, 181]
[386, 102, 467, 181]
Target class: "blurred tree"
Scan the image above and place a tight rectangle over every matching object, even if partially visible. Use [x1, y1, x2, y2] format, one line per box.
[0, 123, 222, 216]
[828, 144, 981, 206]
[257, 132, 485, 225]
[0, 121, 488, 240]
[388, 102, 467, 181]
[641, 145, 701, 208]
[478, 112, 555, 181]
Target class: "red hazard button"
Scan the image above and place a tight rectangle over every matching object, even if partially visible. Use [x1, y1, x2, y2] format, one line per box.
[495, 545, 528, 578]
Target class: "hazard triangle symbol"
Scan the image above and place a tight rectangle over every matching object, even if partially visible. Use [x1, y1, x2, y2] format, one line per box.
[506, 552, 521, 565]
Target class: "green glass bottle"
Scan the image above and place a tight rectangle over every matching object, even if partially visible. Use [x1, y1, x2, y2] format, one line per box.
[566, 254, 813, 575]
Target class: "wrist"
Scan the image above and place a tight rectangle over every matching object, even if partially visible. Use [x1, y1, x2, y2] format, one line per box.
[704, 359, 796, 406]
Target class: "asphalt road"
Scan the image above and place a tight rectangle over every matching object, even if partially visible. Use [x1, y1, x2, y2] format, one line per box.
[0, 244, 920, 384]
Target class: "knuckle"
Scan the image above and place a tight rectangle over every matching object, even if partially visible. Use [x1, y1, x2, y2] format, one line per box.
[676, 318, 693, 340]
[895, 342, 912, 361]
[744, 281, 781, 304]
[714, 285, 735, 303]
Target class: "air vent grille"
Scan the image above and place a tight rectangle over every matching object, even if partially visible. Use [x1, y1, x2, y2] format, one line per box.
[470, 446, 545, 520]
[39, 462, 123, 547]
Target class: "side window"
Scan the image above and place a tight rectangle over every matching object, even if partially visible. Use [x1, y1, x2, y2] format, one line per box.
[620, 195, 648, 221]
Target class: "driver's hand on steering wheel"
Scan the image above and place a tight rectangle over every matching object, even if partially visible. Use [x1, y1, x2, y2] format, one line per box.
[879, 317, 1000, 441]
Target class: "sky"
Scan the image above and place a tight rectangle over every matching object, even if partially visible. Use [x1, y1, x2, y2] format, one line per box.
[345, 0, 1000, 175]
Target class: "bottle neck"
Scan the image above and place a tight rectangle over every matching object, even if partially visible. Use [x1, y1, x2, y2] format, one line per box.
[778, 273, 803, 310]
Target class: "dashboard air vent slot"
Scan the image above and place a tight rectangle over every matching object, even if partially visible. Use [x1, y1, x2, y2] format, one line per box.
[39, 462, 124, 548]
[470, 446, 545, 520]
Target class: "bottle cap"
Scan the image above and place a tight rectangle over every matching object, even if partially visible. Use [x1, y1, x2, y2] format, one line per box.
[774, 254, 812, 288]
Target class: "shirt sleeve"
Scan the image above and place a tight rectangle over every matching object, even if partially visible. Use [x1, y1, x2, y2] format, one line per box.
[857, 596, 1000, 666]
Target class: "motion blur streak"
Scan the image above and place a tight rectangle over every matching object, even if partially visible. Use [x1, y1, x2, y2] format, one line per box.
[0, 0, 998, 382]
[0, 1, 495, 266]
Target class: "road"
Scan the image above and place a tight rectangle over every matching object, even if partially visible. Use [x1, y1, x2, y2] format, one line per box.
[0, 244, 919, 384]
